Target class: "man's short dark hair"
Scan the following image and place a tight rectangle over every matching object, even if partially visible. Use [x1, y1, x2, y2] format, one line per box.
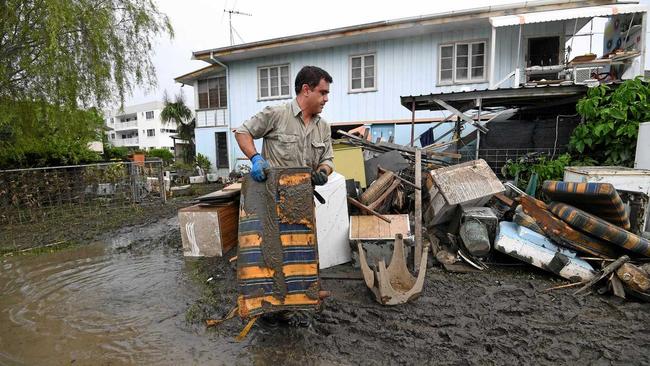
[294, 66, 333, 94]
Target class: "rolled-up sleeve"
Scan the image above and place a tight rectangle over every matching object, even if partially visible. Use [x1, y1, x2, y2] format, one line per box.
[235, 106, 275, 138]
[318, 123, 335, 171]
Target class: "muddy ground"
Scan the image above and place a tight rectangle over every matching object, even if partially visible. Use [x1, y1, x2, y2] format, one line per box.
[4, 192, 650, 365]
[187, 234, 650, 365]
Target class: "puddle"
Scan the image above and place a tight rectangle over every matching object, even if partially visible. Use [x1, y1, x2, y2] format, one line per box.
[0, 218, 244, 365]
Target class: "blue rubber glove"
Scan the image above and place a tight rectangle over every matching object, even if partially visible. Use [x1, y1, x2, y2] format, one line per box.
[250, 153, 270, 182]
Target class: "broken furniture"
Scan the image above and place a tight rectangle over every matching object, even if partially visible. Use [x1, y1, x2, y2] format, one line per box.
[563, 166, 650, 232]
[358, 234, 429, 305]
[542, 181, 630, 230]
[349, 214, 411, 268]
[424, 159, 504, 226]
[178, 203, 239, 257]
[550, 202, 650, 257]
[314, 172, 351, 269]
[236, 168, 322, 319]
[495, 222, 596, 282]
[520, 194, 619, 259]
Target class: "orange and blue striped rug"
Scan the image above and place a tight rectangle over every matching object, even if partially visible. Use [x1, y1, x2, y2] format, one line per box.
[236, 168, 321, 319]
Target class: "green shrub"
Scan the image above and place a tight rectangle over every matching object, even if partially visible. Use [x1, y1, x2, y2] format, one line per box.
[572, 77, 650, 166]
[196, 153, 211, 174]
[147, 148, 174, 164]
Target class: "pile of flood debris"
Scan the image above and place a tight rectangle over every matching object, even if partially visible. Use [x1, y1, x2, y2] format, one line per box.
[338, 131, 650, 304]
[179, 132, 650, 339]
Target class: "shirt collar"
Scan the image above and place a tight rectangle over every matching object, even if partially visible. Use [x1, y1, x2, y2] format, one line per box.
[291, 98, 321, 123]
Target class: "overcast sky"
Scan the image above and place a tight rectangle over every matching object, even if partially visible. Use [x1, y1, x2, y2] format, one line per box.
[124, 0, 648, 108]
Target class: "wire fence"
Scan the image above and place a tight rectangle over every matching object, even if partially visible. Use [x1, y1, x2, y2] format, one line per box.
[0, 161, 166, 226]
[460, 147, 569, 177]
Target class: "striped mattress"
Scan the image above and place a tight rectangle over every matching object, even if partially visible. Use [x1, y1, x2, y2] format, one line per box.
[550, 202, 650, 257]
[542, 181, 630, 230]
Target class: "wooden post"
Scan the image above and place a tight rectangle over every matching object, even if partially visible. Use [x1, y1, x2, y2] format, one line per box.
[573, 255, 630, 296]
[410, 98, 416, 147]
[414, 147, 423, 269]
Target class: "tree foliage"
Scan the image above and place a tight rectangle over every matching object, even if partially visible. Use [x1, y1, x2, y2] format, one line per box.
[0, 0, 173, 107]
[161, 91, 195, 162]
[572, 77, 650, 166]
[0, 100, 104, 168]
[147, 148, 174, 164]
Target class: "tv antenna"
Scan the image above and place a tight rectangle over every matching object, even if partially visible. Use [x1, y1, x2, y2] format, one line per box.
[224, 9, 251, 46]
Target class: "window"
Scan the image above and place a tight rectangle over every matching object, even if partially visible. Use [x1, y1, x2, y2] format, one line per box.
[258, 65, 290, 100]
[145, 111, 154, 119]
[147, 129, 155, 137]
[110, 133, 115, 139]
[215, 132, 229, 169]
[198, 76, 227, 109]
[160, 128, 176, 134]
[350, 54, 376, 92]
[439, 41, 487, 84]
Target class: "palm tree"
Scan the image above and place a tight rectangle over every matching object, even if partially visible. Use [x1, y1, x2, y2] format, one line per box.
[161, 91, 195, 163]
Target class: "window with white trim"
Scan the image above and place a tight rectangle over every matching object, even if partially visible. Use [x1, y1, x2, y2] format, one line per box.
[258, 65, 290, 99]
[198, 76, 227, 109]
[439, 41, 486, 84]
[350, 54, 376, 92]
[147, 129, 155, 137]
[145, 111, 154, 119]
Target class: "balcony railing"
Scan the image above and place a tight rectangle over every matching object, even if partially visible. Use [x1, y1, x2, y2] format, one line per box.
[114, 121, 138, 129]
[112, 137, 139, 147]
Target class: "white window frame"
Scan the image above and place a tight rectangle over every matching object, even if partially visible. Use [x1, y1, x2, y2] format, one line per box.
[257, 64, 291, 101]
[438, 40, 488, 85]
[146, 129, 155, 137]
[145, 111, 154, 119]
[349, 53, 377, 93]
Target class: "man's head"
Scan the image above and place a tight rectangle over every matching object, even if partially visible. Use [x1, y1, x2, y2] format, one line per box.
[295, 66, 332, 115]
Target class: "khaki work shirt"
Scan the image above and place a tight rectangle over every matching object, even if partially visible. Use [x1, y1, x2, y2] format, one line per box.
[236, 99, 334, 171]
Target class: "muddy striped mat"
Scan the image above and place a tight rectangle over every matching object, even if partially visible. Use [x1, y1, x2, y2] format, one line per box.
[236, 168, 321, 319]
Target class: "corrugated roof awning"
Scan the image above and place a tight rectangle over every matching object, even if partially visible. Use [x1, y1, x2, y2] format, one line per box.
[489, 4, 647, 27]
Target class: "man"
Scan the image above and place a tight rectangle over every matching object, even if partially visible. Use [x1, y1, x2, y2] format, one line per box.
[235, 65, 334, 186]
[234, 66, 334, 328]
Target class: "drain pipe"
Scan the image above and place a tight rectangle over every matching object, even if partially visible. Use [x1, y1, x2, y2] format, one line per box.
[210, 51, 234, 172]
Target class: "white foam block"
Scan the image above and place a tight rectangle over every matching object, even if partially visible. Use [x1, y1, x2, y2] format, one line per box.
[315, 172, 351, 269]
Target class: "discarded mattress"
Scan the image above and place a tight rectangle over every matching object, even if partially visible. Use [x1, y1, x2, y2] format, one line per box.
[520, 195, 619, 259]
[495, 222, 596, 282]
[542, 181, 630, 230]
[236, 168, 321, 318]
[550, 202, 650, 257]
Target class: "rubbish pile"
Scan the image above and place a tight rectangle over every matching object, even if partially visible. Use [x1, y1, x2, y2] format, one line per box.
[336, 131, 650, 304]
[178, 132, 650, 339]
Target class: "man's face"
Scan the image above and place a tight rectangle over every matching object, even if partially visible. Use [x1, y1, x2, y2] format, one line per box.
[304, 79, 330, 115]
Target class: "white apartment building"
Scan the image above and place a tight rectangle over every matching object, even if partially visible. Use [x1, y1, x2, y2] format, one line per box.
[104, 101, 177, 151]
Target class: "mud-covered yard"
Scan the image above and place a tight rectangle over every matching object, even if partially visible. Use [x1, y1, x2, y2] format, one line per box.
[191, 232, 650, 365]
[3, 202, 649, 365]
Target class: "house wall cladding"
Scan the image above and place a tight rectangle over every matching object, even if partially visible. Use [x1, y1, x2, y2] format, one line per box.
[217, 20, 569, 170]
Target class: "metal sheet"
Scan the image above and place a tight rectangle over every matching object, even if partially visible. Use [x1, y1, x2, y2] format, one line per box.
[489, 4, 648, 28]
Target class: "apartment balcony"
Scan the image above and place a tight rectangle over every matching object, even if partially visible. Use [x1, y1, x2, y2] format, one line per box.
[112, 137, 139, 147]
[114, 121, 138, 130]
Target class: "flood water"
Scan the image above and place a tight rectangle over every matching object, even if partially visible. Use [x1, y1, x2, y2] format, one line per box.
[0, 217, 245, 365]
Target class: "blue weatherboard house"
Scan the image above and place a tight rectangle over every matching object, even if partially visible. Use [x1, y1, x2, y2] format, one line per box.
[175, 0, 647, 175]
